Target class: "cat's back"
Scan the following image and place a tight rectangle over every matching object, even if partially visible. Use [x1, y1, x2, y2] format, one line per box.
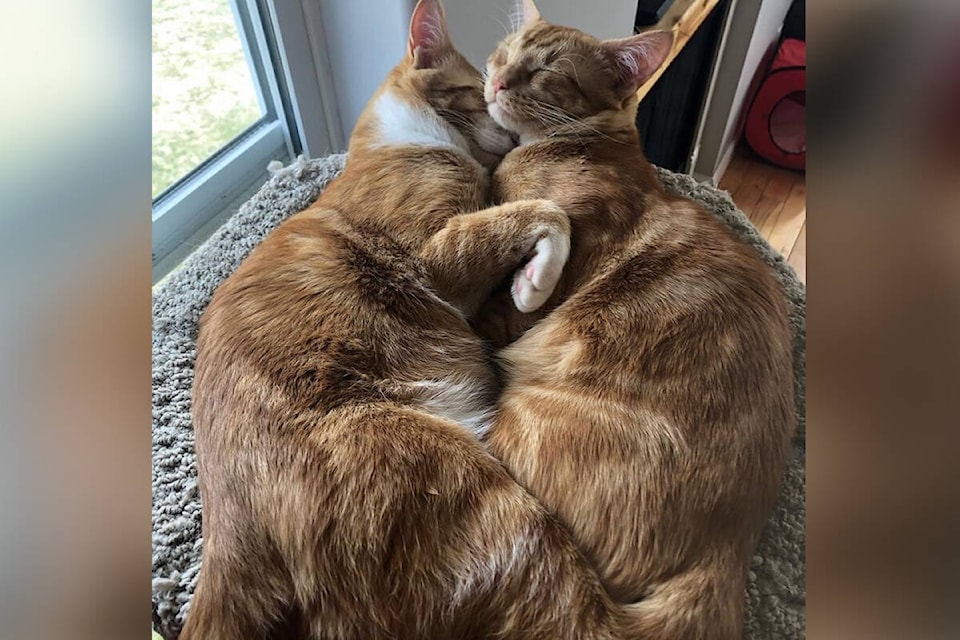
[503, 191, 793, 409]
[193, 199, 483, 441]
[199, 202, 450, 352]
[495, 138, 789, 348]
[326, 147, 489, 241]
[492, 187, 795, 601]
[197, 147, 489, 366]
[616, 194, 790, 322]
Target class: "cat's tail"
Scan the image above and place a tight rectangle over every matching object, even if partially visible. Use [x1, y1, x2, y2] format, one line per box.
[617, 568, 744, 640]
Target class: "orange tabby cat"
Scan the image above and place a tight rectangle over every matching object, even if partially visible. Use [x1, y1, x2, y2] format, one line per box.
[478, 2, 796, 639]
[182, 2, 633, 638]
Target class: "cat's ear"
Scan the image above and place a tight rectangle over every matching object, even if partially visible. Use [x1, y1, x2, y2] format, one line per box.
[515, 0, 542, 28]
[408, 0, 451, 69]
[601, 30, 674, 99]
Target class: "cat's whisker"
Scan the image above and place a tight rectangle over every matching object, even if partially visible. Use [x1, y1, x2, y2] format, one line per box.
[534, 100, 580, 121]
[521, 105, 588, 147]
[531, 100, 629, 146]
[529, 103, 587, 133]
[493, 13, 514, 38]
[553, 55, 584, 90]
[506, 1, 524, 32]
[521, 105, 570, 129]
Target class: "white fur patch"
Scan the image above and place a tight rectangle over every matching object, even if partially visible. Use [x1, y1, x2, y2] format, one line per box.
[511, 224, 570, 313]
[408, 376, 494, 437]
[372, 91, 471, 154]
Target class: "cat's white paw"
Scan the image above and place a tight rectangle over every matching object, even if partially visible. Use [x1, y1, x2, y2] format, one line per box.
[511, 230, 570, 313]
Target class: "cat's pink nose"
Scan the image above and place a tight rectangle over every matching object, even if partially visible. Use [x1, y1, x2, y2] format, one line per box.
[493, 78, 506, 95]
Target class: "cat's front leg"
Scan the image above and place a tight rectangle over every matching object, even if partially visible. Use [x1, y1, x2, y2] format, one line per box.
[419, 199, 570, 317]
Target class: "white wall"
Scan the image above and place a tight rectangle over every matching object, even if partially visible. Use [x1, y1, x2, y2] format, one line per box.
[312, 0, 641, 143]
[314, 0, 415, 144]
[692, 0, 794, 182]
[444, 0, 638, 70]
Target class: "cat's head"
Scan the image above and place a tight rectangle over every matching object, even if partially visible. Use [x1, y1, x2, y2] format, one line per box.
[358, 0, 514, 167]
[484, 0, 673, 140]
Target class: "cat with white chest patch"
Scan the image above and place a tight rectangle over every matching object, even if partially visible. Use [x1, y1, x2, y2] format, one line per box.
[181, 2, 644, 638]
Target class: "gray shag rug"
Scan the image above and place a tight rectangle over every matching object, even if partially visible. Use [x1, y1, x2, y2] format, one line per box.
[152, 153, 806, 639]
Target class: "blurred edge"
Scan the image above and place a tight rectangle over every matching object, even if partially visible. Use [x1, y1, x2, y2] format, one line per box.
[807, 0, 960, 638]
[0, 1, 152, 639]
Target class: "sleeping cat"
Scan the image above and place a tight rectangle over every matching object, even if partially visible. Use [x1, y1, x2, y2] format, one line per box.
[478, 2, 796, 638]
[182, 1, 633, 638]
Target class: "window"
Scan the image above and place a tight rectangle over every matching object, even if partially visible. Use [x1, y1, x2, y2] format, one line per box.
[152, 0, 267, 199]
[151, 0, 341, 282]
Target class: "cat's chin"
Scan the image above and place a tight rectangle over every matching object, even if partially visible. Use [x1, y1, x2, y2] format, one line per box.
[487, 103, 522, 138]
[475, 122, 516, 157]
[470, 146, 505, 170]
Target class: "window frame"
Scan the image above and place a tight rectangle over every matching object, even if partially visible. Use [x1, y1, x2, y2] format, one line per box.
[151, 0, 341, 282]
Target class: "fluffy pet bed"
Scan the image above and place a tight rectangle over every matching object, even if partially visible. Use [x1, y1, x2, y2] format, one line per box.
[152, 153, 806, 638]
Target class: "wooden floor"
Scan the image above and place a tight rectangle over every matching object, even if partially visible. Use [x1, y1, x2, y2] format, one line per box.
[718, 146, 806, 284]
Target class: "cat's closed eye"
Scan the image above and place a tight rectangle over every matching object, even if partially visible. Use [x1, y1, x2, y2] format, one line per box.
[434, 84, 480, 94]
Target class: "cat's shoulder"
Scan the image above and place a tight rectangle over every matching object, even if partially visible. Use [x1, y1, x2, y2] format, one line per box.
[505, 139, 578, 163]
[495, 142, 583, 183]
